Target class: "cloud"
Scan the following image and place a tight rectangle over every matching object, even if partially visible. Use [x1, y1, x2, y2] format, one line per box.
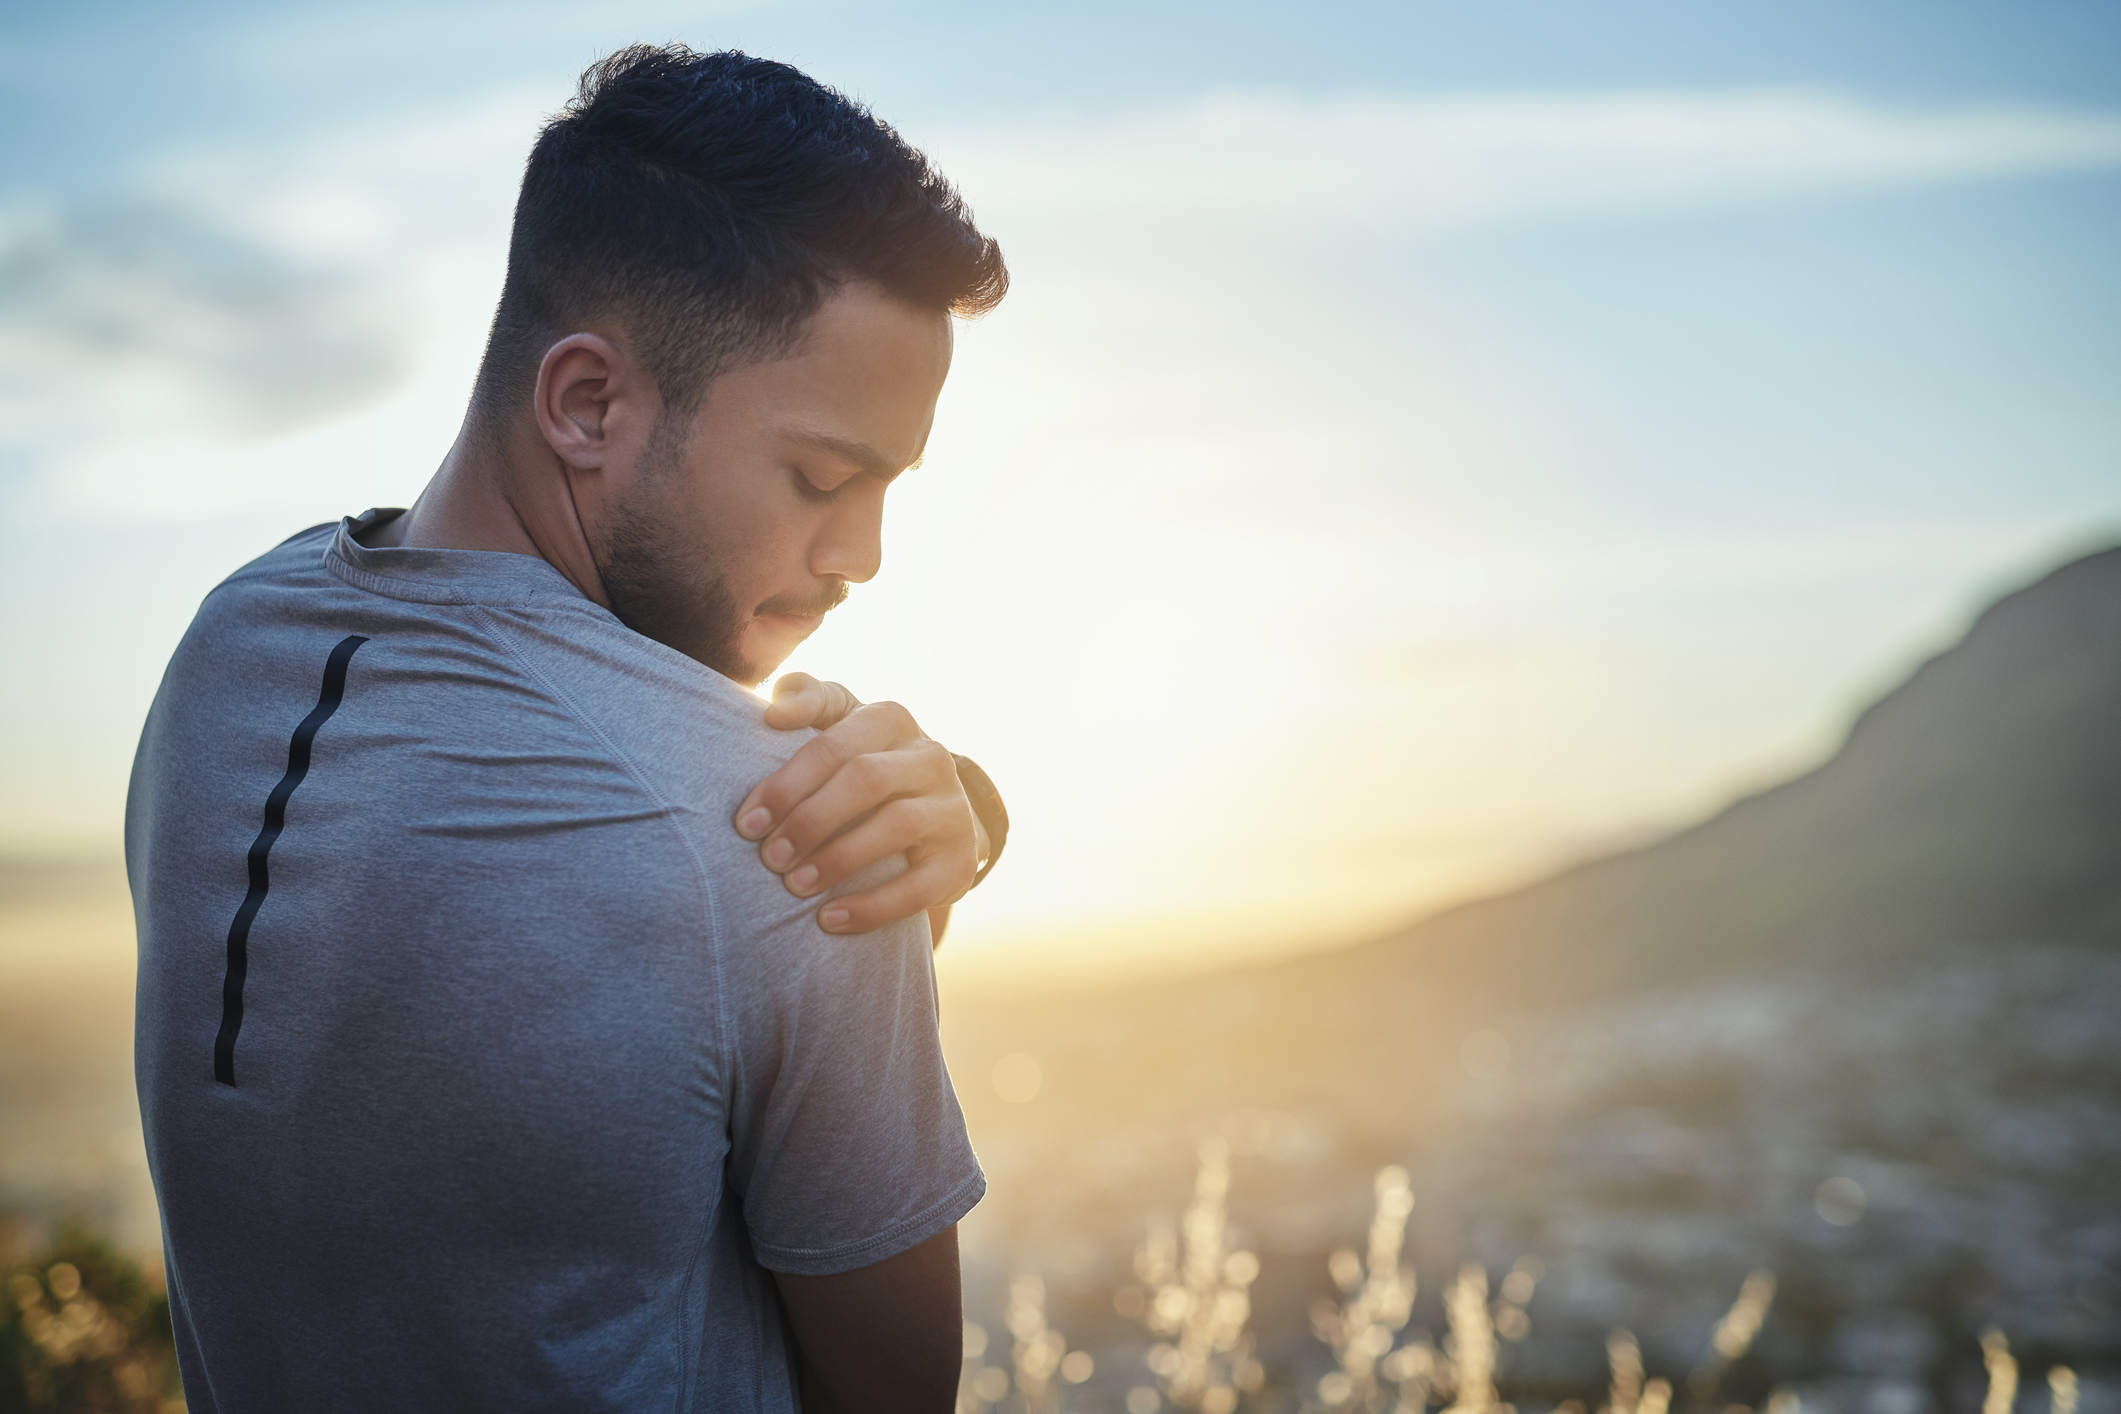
[14, 83, 2120, 519]
[0, 199, 406, 453]
[0, 89, 550, 507]
[14, 85, 2113, 479]
[930, 90, 2121, 235]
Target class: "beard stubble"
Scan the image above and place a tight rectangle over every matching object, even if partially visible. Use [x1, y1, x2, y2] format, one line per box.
[594, 415, 849, 686]
[596, 416, 760, 684]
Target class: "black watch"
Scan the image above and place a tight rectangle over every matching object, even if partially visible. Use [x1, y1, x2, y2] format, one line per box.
[951, 754, 1009, 889]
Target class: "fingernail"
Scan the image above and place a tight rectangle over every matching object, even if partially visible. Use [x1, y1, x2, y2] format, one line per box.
[820, 906, 849, 931]
[764, 838, 794, 869]
[738, 808, 771, 839]
[788, 864, 819, 895]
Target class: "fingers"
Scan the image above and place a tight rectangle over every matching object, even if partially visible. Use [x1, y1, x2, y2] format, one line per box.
[781, 792, 976, 902]
[733, 695, 975, 938]
[736, 700, 928, 843]
[738, 730, 852, 840]
[762, 675, 861, 731]
[782, 796, 933, 897]
[764, 738, 959, 876]
[818, 854, 973, 936]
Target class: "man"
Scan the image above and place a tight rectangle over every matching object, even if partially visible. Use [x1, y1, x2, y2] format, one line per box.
[128, 46, 1010, 1411]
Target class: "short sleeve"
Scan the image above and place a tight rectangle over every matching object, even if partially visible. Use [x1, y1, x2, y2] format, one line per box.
[719, 857, 985, 1276]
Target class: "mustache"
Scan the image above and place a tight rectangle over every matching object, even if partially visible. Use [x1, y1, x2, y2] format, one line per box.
[755, 580, 850, 619]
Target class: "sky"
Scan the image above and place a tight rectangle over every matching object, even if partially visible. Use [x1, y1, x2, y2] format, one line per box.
[2, 0, 2117, 977]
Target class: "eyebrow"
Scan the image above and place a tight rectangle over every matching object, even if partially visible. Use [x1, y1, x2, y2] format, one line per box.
[792, 431, 920, 483]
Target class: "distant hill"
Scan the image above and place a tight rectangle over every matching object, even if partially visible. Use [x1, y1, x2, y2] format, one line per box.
[941, 548, 2121, 1394]
[1339, 540, 2121, 1003]
[944, 544, 2121, 1137]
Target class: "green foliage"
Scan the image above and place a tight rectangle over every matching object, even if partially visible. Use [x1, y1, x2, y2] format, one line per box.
[0, 1222, 182, 1414]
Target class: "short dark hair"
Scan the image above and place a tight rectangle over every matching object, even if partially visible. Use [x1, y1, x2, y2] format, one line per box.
[471, 45, 1006, 424]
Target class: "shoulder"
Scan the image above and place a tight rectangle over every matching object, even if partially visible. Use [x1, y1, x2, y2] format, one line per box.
[147, 523, 369, 735]
[201, 522, 340, 605]
[475, 617, 940, 1058]
[479, 619, 933, 958]
[474, 604, 807, 812]
[461, 608, 854, 920]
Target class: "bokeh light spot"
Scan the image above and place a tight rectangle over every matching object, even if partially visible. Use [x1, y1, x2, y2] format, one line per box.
[1815, 1175, 1866, 1226]
[992, 1052, 1043, 1104]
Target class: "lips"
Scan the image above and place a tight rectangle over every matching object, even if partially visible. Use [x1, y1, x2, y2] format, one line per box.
[755, 580, 850, 621]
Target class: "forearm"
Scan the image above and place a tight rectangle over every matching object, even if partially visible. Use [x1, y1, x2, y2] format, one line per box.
[773, 1227, 964, 1413]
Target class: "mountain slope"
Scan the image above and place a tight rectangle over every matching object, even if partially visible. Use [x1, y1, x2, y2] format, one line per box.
[939, 550, 2121, 1391]
[1346, 542, 2121, 1002]
[943, 544, 2121, 1142]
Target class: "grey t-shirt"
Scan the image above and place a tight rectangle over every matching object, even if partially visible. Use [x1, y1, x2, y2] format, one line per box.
[126, 513, 983, 1412]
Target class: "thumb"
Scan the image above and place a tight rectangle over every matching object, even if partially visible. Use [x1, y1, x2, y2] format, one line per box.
[763, 673, 826, 729]
[808, 680, 862, 728]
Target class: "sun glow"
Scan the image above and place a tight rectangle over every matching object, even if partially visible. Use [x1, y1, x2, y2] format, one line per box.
[4, 60, 2117, 984]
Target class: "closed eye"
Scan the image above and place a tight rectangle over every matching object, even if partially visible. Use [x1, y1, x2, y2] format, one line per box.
[791, 467, 844, 504]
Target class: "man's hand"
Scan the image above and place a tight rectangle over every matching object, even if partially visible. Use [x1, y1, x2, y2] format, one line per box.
[738, 673, 988, 937]
[773, 1227, 963, 1412]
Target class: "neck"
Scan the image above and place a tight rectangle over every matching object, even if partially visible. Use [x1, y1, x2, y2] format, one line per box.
[369, 412, 612, 609]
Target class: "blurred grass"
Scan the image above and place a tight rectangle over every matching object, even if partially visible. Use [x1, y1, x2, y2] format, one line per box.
[0, 1221, 182, 1414]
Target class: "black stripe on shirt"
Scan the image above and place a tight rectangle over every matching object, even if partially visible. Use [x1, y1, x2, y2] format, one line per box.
[214, 634, 369, 1086]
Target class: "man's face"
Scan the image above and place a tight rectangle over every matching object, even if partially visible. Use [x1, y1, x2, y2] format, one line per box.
[595, 283, 953, 686]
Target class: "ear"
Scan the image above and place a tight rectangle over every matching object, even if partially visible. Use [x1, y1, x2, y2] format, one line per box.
[532, 333, 655, 474]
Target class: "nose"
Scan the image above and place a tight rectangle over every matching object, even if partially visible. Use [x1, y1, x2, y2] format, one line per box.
[808, 480, 885, 585]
